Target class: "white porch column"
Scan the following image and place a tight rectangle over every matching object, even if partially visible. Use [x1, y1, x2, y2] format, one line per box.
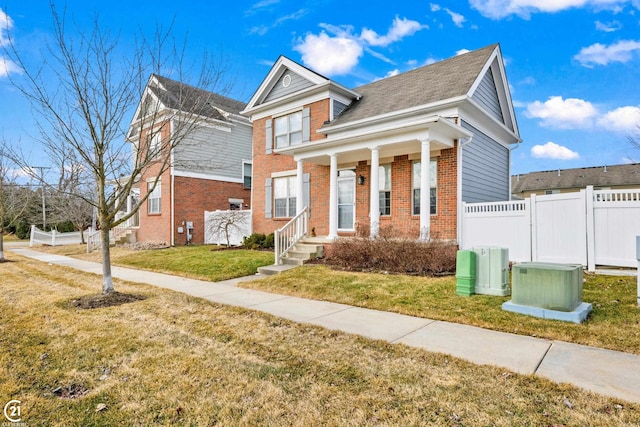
[420, 139, 431, 241]
[369, 147, 380, 238]
[328, 154, 338, 240]
[296, 160, 304, 214]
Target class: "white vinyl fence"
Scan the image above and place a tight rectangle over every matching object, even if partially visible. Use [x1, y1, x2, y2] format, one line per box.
[29, 225, 89, 247]
[204, 210, 252, 246]
[461, 186, 640, 271]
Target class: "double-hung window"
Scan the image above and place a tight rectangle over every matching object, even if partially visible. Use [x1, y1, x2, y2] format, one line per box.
[412, 160, 437, 215]
[273, 176, 297, 218]
[148, 133, 161, 159]
[243, 162, 252, 189]
[148, 180, 161, 214]
[379, 164, 391, 216]
[274, 111, 302, 148]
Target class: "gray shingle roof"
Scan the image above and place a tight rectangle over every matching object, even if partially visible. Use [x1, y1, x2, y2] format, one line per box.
[325, 44, 498, 128]
[512, 163, 640, 193]
[150, 74, 246, 120]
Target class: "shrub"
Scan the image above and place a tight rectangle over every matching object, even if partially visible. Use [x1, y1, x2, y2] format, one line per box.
[324, 238, 457, 276]
[242, 233, 275, 250]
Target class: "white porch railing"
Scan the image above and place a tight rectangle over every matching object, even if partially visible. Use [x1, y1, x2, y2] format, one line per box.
[275, 207, 308, 265]
[86, 215, 138, 253]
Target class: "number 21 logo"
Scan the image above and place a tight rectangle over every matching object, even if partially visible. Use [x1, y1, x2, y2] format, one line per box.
[3, 400, 21, 423]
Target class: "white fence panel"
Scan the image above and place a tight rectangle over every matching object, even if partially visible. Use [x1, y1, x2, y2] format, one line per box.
[593, 189, 640, 267]
[204, 210, 252, 246]
[29, 225, 88, 246]
[532, 192, 587, 265]
[461, 200, 531, 262]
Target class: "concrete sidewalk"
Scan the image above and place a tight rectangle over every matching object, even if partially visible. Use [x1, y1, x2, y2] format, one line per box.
[7, 245, 640, 404]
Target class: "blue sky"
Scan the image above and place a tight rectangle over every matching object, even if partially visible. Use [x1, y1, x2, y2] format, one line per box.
[1, 0, 640, 175]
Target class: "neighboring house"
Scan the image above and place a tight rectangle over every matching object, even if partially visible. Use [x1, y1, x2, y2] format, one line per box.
[125, 74, 253, 246]
[241, 44, 520, 244]
[512, 163, 640, 199]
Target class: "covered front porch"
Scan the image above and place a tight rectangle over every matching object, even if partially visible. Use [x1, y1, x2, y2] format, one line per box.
[272, 116, 471, 264]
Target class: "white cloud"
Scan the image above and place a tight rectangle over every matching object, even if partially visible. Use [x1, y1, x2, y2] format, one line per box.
[445, 8, 467, 27]
[595, 20, 622, 32]
[294, 16, 426, 76]
[430, 3, 442, 12]
[525, 96, 598, 129]
[531, 141, 580, 160]
[469, 0, 637, 19]
[294, 31, 363, 76]
[360, 16, 426, 47]
[0, 57, 20, 77]
[0, 8, 13, 46]
[574, 40, 640, 67]
[597, 105, 640, 132]
[455, 48, 471, 56]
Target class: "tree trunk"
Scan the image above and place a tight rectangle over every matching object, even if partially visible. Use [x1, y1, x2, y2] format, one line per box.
[0, 230, 5, 261]
[100, 226, 114, 294]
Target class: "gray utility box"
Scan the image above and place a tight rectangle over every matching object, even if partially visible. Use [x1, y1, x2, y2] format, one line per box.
[511, 262, 583, 312]
[473, 247, 510, 296]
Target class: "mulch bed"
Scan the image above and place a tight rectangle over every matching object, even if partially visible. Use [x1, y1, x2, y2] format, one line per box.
[68, 292, 146, 309]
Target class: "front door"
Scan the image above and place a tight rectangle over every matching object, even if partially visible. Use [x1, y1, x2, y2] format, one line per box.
[338, 170, 355, 230]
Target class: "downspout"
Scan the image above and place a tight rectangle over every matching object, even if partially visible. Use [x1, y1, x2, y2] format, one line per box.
[508, 141, 522, 201]
[457, 135, 474, 246]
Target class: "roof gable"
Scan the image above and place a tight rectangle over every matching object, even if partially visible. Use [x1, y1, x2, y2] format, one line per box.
[467, 46, 518, 135]
[242, 56, 332, 112]
[326, 44, 498, 128]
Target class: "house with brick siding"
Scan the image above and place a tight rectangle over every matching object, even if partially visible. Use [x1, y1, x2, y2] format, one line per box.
[124, 74, 252, 246]
[241, 44, 519, 253]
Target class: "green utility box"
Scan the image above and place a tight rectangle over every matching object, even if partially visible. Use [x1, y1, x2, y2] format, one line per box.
[456, 250, 477, 296]
[511, 262, 583, 312]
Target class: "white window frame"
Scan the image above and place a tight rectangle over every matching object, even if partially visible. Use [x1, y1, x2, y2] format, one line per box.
[274, 111, 303, 149]
[412, 160, 437, 216]
[148, 180, 161, 214]
[379, 164, 391, 216]
[149, 132, 161, 160]
[273, 176, 297, 218]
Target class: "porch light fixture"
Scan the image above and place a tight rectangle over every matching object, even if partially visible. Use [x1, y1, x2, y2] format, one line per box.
[358, 175, 365, 185]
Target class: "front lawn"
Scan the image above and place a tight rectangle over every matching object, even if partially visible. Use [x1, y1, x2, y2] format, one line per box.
[37, 244, 274, 282]
[1, 254, 637, 425]
[240, 265, 640, 354]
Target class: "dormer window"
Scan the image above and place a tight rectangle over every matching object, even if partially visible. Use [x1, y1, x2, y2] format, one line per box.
[274, 111, 302, 148]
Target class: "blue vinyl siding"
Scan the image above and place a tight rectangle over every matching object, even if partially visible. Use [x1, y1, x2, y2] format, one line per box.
[461, 121, 510, 203]
[173, 120, 252, 181]
[264, 69, 314, 103]
[471, 67, 504, 124]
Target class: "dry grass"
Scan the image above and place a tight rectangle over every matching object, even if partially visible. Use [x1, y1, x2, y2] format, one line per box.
[240, 265, 640, 354]
[1, 253, 638, 425]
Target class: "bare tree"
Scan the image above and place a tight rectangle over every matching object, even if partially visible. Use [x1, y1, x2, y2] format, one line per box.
[205, 210, 251, 248]
[4, 4, 233, 293]
[0, 146, 34, 261]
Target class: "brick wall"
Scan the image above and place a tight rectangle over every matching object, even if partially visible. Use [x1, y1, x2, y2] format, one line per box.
[137, 123, 173, 245]
[173, 176, 251, 245]
[252, 99, 331, 236]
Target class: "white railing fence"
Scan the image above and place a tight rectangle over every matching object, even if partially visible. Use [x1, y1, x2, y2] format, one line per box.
[204, 210, 252, 246]
[461, 186, 640, 271]
[86, 216, 139, 253]
[275, 207, 308, 265]
[29, 225, 90, 247]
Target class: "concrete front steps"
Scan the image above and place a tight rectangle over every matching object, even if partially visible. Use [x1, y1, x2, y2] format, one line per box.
[111, 229, 137, 246]
[258, 237, 326, 276]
